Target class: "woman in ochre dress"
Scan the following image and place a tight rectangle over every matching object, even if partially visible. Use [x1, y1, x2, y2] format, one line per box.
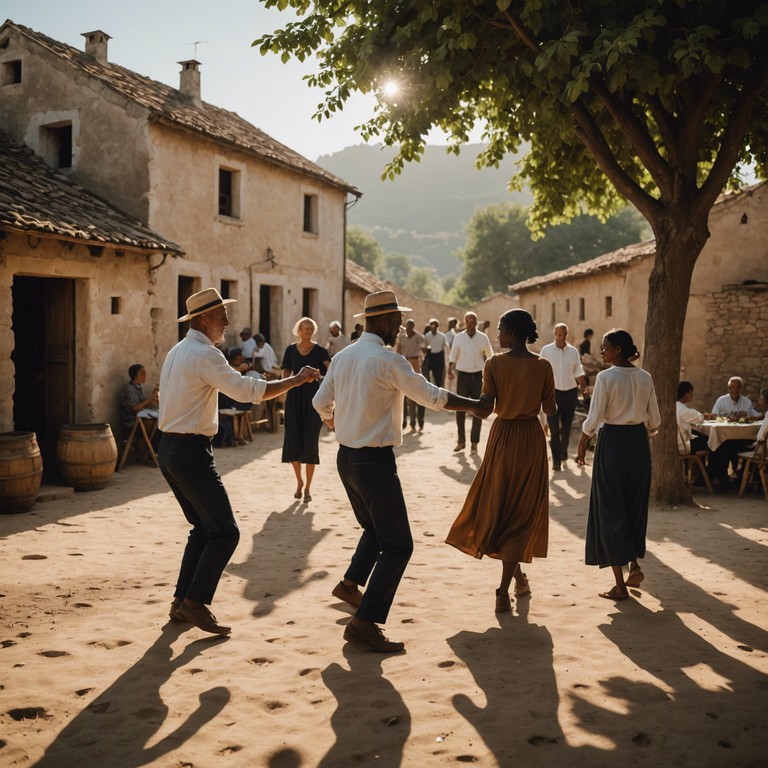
[282, 317, 331, 502]
[446, 309, 556, 613]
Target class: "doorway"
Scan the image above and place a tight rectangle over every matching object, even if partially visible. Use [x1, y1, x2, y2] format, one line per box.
[11, 276, 76, 471]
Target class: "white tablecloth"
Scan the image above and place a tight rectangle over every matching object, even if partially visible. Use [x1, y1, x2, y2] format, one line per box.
[698, 421, 760, 451]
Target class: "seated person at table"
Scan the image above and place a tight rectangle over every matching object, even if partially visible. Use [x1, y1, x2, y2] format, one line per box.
[711, 376, 760, 420]
[119, 363, 160, 461]
[252, 333, 279, 376]
[214, 350, 253, 447]
[676, 381, 708, 454]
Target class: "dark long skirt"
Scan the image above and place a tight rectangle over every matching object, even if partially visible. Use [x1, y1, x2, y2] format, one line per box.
[585, 423, 650, 567]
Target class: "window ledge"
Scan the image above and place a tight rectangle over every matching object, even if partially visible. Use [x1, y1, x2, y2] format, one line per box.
[215, 215, 244, 227]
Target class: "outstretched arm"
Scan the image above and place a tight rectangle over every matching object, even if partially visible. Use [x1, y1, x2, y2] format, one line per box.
[263, 366, 320, 400]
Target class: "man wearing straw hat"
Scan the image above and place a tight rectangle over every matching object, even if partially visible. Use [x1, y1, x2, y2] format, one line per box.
[313, 290, 492, 653]
[159, 288, 320, 636]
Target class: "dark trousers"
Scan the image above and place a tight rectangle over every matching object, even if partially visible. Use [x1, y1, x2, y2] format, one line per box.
[158, 433, 240, 605]
[426, 352, 445, 387]
[456, 371, 483, 444]
[402, 396, 424, 428]
[337, 445, 413, 625]
[547, 387, 578, 465]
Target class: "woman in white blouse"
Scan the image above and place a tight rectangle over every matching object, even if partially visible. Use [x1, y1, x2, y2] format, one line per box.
[576, 329, 661, 601]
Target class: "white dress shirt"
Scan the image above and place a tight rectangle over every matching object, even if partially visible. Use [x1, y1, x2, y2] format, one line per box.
[159, 329, 267, 436]
[423, 330, 448, 355]
[582, 366, 661, 437]
[676, 400, 704, 453]
[312, 332, 449, 448]
[254, 342, 278, 372]
[539, 342, 585, 391]
[448, 330, 493, 373]
[711, 393, 759, 418]
[239, 337, 258, 360]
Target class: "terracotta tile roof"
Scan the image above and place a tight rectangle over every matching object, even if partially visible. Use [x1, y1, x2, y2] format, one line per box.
[509, 239, 656, 292]
[0, 132, 183, 252]
[509, 182, 767, 293]
[345, 259, 392, 293]
[4, 21, 359, 196]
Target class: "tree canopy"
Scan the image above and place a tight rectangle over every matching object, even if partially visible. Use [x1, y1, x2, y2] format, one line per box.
[256, 1, 768, 502]
[454, 204, 648, 303]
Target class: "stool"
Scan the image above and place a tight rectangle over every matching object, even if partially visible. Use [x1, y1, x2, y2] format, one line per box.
[118, 418, 158, 471]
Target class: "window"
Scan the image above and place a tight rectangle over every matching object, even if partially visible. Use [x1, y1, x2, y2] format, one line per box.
[605, 296, 613, 318]
[110, 297, 121, 315]
[578, 298, 585, 321]
[303, 193, 318, 234]
[565, 298, 570, 313]
[2, 59, 21, 85]
[550, 302, 556, 324]
[220, 280, 235, 301]
[218, 168, 240, 218]
[531, 304, 537, 320]
[40, 123, 72, 169]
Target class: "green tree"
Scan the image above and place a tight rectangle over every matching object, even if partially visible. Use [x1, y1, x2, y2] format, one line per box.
[405, 265, 441, 299]
[346, 224, 383, 274]
[256, 2, 768, 502]
[380, 252, 412, 286]
[454, 204, 649, 303]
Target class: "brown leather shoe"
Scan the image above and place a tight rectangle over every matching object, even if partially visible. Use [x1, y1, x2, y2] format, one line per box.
[495, 589, 511, 613]
[343, 619, 405, 653]
[169, 599, 186, 622]
[453, 442, 466, 452]
[175, 603, 231, 635]
[332, 580, 363, 608]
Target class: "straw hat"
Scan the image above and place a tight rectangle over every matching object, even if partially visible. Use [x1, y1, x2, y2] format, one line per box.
[353, 290, 412, 318]
[177, 288, 236, 322]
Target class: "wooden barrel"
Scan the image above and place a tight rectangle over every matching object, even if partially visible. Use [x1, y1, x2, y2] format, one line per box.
[0, 432, 43, 513]
[56, 423, 118, 491]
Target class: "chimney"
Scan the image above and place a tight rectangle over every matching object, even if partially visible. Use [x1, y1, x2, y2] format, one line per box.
[81, 30, 111, 65]
[178, 60, 202, 107]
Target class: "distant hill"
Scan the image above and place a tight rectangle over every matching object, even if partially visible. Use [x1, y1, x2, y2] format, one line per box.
[318, 144, 532, 277]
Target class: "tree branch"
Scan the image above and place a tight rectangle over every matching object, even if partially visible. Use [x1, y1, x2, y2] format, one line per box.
[569, 100, 661, 220]
[588, 77, 673, 197]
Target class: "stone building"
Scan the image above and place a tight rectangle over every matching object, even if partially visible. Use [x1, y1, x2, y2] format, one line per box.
[0, 20, 358, 457]
[509, 183, 768, 408]
[0, 132, 182, 462]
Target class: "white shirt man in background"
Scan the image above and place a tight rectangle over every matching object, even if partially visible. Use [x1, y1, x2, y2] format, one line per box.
[447, 311, 494, 453]
[539, 323, 588, 470]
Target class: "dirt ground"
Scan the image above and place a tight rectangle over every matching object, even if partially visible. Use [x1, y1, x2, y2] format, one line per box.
[1, 410, 766, 767]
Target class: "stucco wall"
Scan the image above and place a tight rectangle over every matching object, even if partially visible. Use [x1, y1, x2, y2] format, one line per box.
[0, 232, 160, 436]
[0, 28, 152, 221]
[147, 126, 347, 360]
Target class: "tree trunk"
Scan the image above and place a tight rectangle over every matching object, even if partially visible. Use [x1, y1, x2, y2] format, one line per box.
[643, 210, 710, 505]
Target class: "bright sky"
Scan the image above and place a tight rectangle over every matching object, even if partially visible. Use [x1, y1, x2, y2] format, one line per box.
[3, 0, 386, 162]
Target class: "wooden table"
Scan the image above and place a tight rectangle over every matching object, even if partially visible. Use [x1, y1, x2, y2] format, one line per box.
[698, 421, 760, 451]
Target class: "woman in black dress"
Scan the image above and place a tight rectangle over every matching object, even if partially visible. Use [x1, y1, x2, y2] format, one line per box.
[282, 317, 331, 502]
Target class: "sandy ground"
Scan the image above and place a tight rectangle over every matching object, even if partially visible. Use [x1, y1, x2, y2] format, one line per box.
[1, 410, 766, 768]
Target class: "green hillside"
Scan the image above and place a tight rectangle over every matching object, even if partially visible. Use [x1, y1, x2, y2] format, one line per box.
[318, 144, 532, 277]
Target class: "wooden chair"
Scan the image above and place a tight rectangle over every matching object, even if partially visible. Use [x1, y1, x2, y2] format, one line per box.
[738, 440, 767, 499]
[118, 417, 158, 471]
[678, 427, 713, 495]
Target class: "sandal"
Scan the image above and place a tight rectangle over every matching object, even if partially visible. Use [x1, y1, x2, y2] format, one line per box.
[514, 573, 531, 596]
[495, 589, 512, 613]
[625, 568, 645, 588]
[599, 586, 629, 601]
[169, 599, 186, 622]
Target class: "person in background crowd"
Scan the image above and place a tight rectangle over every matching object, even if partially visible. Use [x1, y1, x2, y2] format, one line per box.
[422, 319, 448, 388]
[395, 318, 425, 432]
[350, 323, 364, 341]
[252, 333, 278, 376]
[711, 376, 760, 420]
[326, 321, 351, 357]
[539, 323, 589, 470]
[239, 327, 258, 363]
[448, 312, 494, 453]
